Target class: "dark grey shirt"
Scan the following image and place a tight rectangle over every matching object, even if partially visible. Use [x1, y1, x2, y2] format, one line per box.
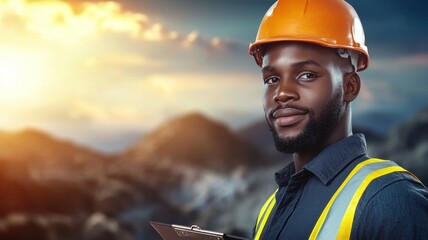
[258, 134, 428, 240]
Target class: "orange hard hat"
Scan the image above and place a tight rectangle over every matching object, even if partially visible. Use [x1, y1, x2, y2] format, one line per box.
[249, 0, 369, 71]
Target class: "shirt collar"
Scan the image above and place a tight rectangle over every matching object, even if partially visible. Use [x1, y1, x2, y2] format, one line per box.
[303, 134, 368, 185]
[275, 161, 296, 187]
[274, 134, 368, 186]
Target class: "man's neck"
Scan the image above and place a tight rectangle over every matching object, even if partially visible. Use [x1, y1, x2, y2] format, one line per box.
[292, 130, 353, 172]
[293, 144, 328, 172]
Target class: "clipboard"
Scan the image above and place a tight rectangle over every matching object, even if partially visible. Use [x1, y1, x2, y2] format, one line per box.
[150, 221, 249, 240]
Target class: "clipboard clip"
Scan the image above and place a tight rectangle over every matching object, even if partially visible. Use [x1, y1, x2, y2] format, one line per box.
[191, 225, 201, 231]
[172, 224, 224, 240]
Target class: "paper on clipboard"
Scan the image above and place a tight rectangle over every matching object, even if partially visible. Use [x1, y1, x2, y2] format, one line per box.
[150, 221, 249, 240]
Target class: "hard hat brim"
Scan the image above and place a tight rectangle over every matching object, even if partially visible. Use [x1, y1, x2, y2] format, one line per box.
[249, 36, 369, 71]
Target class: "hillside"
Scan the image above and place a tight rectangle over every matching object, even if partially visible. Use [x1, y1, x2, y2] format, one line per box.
[121, 112, 261, 172]
[375, 107, 428, 183]
[0, 128, 110, 180]
[0, 109, 426, 239]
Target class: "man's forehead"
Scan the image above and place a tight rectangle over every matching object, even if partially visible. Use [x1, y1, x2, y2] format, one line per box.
[263, 41, 336, 57]
[261, 41, 339, 67]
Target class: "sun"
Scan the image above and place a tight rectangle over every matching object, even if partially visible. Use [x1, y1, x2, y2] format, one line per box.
[0, 50, 46, 103]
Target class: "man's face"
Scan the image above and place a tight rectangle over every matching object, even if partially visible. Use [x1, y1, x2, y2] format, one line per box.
[261, 42, 347, 154]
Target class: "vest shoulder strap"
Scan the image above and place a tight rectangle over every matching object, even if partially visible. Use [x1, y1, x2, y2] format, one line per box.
[309, 158, 411, 240]
[253, 158, 415, 240]
[254, 188, 278, 240]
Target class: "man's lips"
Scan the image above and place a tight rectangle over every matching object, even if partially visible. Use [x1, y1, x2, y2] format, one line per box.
[272, 108, 308, 127]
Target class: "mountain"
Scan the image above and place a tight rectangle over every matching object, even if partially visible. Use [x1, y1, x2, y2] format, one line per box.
[0, 128, 107, 164]
[376, 107, 428, 184]
[353, 110, 407, 135]
[120, 112, 261, 172]
[0, 115, 282, 239]
[238, 120, 272, 151]
[238, 120, 291, 162]
[0, 130, 100, 238]
[0, 128, 111, 214]
[0, 128, 111, 182]
[112, 113, 271, 238]
[1, 109, 426, 239]
[0, 128, 186, 240]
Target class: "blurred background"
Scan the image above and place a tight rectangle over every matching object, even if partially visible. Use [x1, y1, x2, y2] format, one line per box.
[0, 0, 427, 239]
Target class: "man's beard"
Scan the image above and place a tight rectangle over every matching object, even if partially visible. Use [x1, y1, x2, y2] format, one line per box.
[268, 90, 343, 154]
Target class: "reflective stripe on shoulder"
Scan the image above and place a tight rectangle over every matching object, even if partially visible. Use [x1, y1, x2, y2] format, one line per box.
[254, 188, 278, 240]
[309, 158, 408, 240]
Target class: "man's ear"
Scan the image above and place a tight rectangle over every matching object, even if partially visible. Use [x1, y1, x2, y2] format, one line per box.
[343, 72, 360, 103]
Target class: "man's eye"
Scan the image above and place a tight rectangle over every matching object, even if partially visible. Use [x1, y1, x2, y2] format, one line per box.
[264, 76, 280, 84]
[298, 73, 318, 81]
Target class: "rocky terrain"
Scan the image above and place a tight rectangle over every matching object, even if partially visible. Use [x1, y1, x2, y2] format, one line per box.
[0, 108, 426, 239]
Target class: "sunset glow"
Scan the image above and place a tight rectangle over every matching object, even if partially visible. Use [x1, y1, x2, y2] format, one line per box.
[0, 0, 261, 151]
[0, 49, 48, 103]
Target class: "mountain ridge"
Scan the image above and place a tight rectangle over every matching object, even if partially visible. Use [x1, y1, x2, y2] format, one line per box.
[0, 109, 426, 239]
[0, 127, 107, 164]
[120, 112, 261, 172]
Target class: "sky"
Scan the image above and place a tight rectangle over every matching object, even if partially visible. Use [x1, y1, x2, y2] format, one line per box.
[0, 0, 427, 153]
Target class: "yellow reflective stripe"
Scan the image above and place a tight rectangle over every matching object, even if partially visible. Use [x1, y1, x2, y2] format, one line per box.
[254, 196, 276, 240]
[256, 189, 277, 228]
[309, 158, 386, 240]
[336, 166, 407, 239]
[255, 189, 278, 240]
[255, 197, 274, 235]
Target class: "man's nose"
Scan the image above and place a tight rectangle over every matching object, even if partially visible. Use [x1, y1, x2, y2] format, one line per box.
[274, 77, 299, 104]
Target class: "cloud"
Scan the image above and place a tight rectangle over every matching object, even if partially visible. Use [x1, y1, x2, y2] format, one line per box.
[0, 0, 147, 43]
[180, 31, 239, 53]
[358, 82, 373, 102]
[354, 77, 399, 112]
[140, 72, 262, 117]
[396, 54, 428, 66]
[83, 53, 164, 68]
[369, 53, 428, 71]
[0, 0, 236, 52]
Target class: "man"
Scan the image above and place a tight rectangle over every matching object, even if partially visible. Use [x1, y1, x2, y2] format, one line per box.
[248, 0, 428, 239]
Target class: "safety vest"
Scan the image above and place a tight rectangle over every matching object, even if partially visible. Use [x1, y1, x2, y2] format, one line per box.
[254, 158, 415, 240]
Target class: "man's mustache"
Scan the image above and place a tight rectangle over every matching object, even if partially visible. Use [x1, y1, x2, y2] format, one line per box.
[268, 104, 311, 120]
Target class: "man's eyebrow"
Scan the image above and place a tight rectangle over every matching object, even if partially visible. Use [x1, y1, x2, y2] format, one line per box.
[261, 65, 275, 74]
[262, 60, 322, 74]
[292, 60, 322, 68]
